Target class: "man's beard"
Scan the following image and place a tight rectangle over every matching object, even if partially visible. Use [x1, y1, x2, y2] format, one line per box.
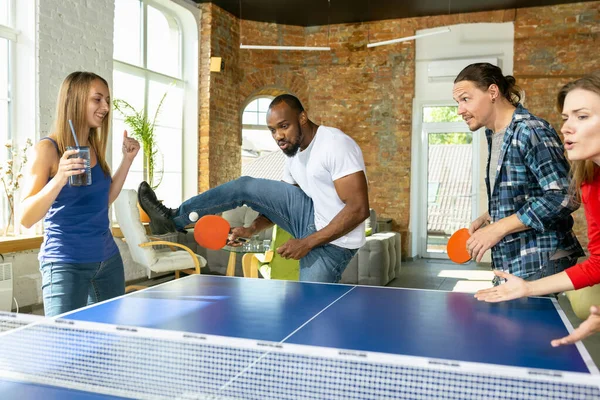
[282, 142, 301, 157]
[280, 124, 303, 157]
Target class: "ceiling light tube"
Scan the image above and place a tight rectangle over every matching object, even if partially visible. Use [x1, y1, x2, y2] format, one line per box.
[367, 28, 451, 48]
[240, 44, 331, 51]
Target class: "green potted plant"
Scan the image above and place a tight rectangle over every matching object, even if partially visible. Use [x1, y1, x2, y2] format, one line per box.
[114, 92, 168, 223]
[113, 91, 168, 191]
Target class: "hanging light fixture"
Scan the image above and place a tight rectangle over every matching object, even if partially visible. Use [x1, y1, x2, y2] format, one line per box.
[366, 0, 452, 48]
[367, 28, 451, 48]
[239, 0, 332, 51]
[240, 44, 331, 51]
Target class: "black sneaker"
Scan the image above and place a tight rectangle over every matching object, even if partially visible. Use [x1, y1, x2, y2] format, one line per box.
[137, 181, 178, 234]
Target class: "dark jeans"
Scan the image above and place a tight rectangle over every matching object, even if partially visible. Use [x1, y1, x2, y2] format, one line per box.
[492, 255, 579, 295]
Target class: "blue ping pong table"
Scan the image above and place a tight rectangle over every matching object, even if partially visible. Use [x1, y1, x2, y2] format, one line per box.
[0, 274, 599, 399]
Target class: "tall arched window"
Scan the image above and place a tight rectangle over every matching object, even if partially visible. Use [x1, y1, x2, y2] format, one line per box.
[241, 97, 278, 166]
[112, 0, 192, 207]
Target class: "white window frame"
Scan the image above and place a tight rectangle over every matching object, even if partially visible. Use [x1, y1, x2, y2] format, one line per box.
[0, 0, 17, 233]
[112, 0, 198, 205]
[242, 96, 274, 130]
[0, 0, 17, 140]
[410, 99, 482, 259]
[241, 96, 276, 160]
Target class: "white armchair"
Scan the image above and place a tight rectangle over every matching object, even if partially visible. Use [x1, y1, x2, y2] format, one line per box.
[114, 189, 207, 284]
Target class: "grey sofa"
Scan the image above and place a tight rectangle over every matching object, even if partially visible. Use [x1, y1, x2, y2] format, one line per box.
[339, 231, 401, 286]
[339, 210, 401, 286]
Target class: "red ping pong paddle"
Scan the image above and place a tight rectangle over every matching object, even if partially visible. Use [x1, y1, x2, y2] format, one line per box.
[194, 215, 231, 250]
[447, 228, 471, 264]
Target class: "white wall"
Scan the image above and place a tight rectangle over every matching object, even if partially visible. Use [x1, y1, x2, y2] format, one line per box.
[414, 23, 514, 101]
[409, 22, 514, 261]
[37, 0, 114, 136]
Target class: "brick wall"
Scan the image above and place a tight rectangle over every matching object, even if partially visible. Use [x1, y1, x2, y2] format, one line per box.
[200, 1, 600, 258]
[37, 0, 114, 136]
[199, 4, 241, 190]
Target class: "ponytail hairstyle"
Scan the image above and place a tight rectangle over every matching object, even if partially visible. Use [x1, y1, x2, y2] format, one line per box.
[557, 72, 600, 201]
[454, 63, 523, 107]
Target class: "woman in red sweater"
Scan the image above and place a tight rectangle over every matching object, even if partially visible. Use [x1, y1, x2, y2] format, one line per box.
[475, 72, 600, 346]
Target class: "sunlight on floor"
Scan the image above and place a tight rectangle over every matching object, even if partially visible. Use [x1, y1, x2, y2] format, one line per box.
[436, 270, 495, 293]
[438, 270, 495, 280]
[452, 280, 494, 293]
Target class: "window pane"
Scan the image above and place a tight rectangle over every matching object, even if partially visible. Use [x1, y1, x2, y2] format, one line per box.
[111, 70, 145, 190]
[155, 172, 182, 208]
[114, 0, 142, 66]
[245, 99, 259, 112]
[258, 98, 271, 112]
[148, 82, 183, 202]
[423, 106, 462, 123]
[258, 112, 267, 125]
[154, 126, 182, 205]
[242, 112, 258, 125]
[147, 5, 180, 77]
[0, 0, 9, 26]
[426, 133, 473, 254]
[112, 117, 144, 177]
[0, 38, 8, 142]
[112, 70, 145, 112]
[148, 80, 182, 129]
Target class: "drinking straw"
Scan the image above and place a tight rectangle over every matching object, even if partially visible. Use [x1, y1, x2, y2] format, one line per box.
[68, 120, 80, 147]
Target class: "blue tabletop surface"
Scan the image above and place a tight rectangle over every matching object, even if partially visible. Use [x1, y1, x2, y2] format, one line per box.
[1, 275, 594, 399]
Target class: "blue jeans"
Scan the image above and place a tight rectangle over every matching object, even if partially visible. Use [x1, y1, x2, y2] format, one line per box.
[40, 252, 125, 317]
[173, 177, 357, 283]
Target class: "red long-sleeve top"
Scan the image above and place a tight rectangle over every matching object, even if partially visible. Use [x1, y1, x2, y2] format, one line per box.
[565, 173, 600, 289]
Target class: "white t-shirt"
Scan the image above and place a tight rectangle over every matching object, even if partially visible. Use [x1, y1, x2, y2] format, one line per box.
[283, 125, 367, 249]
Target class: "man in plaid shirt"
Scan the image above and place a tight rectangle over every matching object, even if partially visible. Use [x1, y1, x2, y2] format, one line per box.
[453, 63, 584, 283]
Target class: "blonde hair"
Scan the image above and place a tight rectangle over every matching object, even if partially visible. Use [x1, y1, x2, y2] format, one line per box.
[557, 72, 600, 201]
[53, 71, 111, 176]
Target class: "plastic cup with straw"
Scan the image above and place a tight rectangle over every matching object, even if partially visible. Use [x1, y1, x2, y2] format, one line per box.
[66, 119, 91, 186]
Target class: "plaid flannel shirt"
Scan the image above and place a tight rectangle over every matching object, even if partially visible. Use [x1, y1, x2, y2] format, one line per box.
[486, 105, 584, 279]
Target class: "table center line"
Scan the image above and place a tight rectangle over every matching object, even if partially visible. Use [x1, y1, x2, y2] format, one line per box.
[215, 285, 357, 394]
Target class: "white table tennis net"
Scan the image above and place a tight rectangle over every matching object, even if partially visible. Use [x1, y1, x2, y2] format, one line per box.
[0, 312, 598, 400]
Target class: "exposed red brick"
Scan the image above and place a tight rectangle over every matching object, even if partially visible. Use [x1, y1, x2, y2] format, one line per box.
[198, 1, 600, 258]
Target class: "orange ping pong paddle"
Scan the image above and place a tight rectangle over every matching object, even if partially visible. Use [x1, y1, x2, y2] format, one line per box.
[447, 228, 471, 264]
[193, 215, 232, 250]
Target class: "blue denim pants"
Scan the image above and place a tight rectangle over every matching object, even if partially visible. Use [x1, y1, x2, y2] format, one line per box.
[40, 252, 125, 317]
[173, 177, 357, 283]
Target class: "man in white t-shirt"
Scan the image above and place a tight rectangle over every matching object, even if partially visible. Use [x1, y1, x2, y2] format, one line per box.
[138, 94, 370, 283]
